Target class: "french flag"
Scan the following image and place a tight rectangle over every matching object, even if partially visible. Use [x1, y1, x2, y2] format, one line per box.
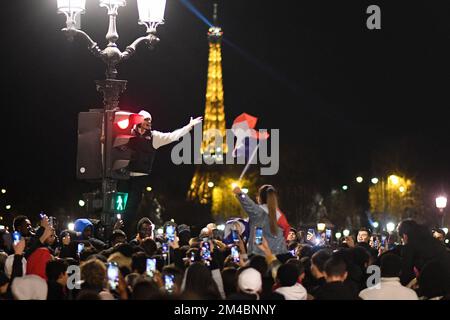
[232, 113, 269, 161]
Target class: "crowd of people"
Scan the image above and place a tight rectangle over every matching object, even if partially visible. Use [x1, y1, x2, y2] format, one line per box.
[0, 184, 449, 300]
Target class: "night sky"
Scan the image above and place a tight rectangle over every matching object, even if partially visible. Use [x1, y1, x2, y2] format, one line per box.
[2, 0, 450, 219]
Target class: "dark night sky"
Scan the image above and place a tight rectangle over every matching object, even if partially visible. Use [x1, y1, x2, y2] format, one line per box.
[2, 0, 450, 217]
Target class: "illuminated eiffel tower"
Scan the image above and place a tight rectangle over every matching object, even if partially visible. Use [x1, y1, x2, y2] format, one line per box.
[187, 3, 249, 218]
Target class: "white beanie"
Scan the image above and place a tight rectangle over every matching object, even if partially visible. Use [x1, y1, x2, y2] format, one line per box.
[12, 275, 48, 300]
[238, 267, 262, 295]
[4, 254, 26, 278]
[138, 110, 152, 121]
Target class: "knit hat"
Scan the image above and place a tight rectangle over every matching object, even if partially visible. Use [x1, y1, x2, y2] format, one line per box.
[26, 247, 52, 280]
[12, 274, 48, 300]
[4, 254, 26, 278]
[74, 219, 94, 233]
[238, 268, 262, 295]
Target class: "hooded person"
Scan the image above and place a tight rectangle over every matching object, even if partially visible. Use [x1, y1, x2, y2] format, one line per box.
[130, 217, 154, 247]
[73, 218, 106, 250]
[11, 274, 48, 300]
[117, 110, 203, 236]
[26, 247, 52, 280]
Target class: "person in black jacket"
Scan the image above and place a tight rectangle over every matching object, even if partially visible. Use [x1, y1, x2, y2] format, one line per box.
[46, 259, 69, 300]
[397, 219, 450, 286]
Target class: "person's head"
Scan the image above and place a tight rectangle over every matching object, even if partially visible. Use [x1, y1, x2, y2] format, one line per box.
[257, 185, 278, 236]
[80, 259, 106, 290]
[287, 228, 298, 242]
[141, 237, 157, 257]
[237, 267, 262, 297]
[46, 259, 68, 285]
[221, 267, 238, 298]
[43, 227, 57, 246]
[380, 253, 402, 278]
[277, 263, 301, 287]
[357, 228, 371, 243]
[13, 215, 31, 236]
[286, 258, 305, 282]
[110, 229, 127, 246]
[74, 219, 94, 239]
[131, 278, 160, 300]
[183, 262, 221, 299]
[162, 265, 184, 295]
[397, 219, 418, 245]
[311, 249, 332, 279]
[137, 218, 154, 240]
[350, 246, 371, 270]
[249, 255, 268, 277]
[138, 110, 152, 132]
[432, 228, 445, 242]
[324, 256, 347, 283]
[177, 224, 191, 246]
[298, 244, 313, 259]
[131, 252, 148, 274]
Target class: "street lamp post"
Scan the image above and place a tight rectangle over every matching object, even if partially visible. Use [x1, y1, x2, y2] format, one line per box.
[56, 0, 167, 228]
[436, 196, 447, 228]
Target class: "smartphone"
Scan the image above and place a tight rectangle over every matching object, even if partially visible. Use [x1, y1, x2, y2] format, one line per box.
[201, 242, 211, 261]
[48, 217, 54, 228]
[325, 229, 332, 242]
[146, 258, 156, 277]
[0, 225, 5, 231]
[77, 243, 85, 254]
[307, 228, 315, 238]
[12, 231, 21, 245]
[231, 245, 240, 263]
[166, 225, 175, 242]
[39, 212, 45, 220]
[290, 249, 296, 256]
[107, 262, 119, 291]
[164, 274, 175, 293]
[190, 251, 196, 262]
[162, 243, 169, 254]
[255, 227, 263, 245]
[381, 235, 387, 246]
[232, 229, 239, 243]
[116, 214, 121, 220]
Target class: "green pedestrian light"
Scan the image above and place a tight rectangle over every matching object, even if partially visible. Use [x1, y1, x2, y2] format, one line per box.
[111, 192, 128, 213]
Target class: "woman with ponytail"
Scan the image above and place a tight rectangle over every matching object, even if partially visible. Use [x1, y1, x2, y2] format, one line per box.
[233, 185, 290, 256]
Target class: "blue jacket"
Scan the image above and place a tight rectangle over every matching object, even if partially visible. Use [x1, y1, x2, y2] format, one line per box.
[236, 193, 287, 256]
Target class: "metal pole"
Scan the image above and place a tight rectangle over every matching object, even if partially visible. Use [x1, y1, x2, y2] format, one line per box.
[96, 79, 127, 232]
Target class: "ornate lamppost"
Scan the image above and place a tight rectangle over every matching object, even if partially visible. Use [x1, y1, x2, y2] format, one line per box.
[56, 0, 167, 227]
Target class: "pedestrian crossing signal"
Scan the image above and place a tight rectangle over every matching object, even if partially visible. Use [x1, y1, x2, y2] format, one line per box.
[112, 192, 128, 212]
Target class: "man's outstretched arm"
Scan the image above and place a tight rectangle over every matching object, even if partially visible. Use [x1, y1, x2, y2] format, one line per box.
[151, 116, 202, 149]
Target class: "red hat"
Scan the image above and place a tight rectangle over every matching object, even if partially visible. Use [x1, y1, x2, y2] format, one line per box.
[26, 247, 52, 281]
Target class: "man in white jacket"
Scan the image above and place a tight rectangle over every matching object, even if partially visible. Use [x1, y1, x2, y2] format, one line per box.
[359, 253, 418, 300]
[274, 263, 307, 300]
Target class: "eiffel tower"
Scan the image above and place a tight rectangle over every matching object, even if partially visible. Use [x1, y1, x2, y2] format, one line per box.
[187, 2, 250, 219]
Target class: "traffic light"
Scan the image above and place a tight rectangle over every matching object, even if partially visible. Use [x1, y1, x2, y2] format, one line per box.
[77, 110, 103, 180]
[105, 110, 144, 179]
[104, 191, 128, 214]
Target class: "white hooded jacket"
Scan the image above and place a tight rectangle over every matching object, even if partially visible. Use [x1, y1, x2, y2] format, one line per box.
[275, 283, 307, 300]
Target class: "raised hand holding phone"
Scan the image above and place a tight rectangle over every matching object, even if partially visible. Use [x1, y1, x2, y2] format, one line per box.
[255, 227, 263, 245]
[107, 262, 120, 291]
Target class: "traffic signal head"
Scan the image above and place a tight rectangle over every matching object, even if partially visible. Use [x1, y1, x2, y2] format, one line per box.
[105, 110, 144, 179]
